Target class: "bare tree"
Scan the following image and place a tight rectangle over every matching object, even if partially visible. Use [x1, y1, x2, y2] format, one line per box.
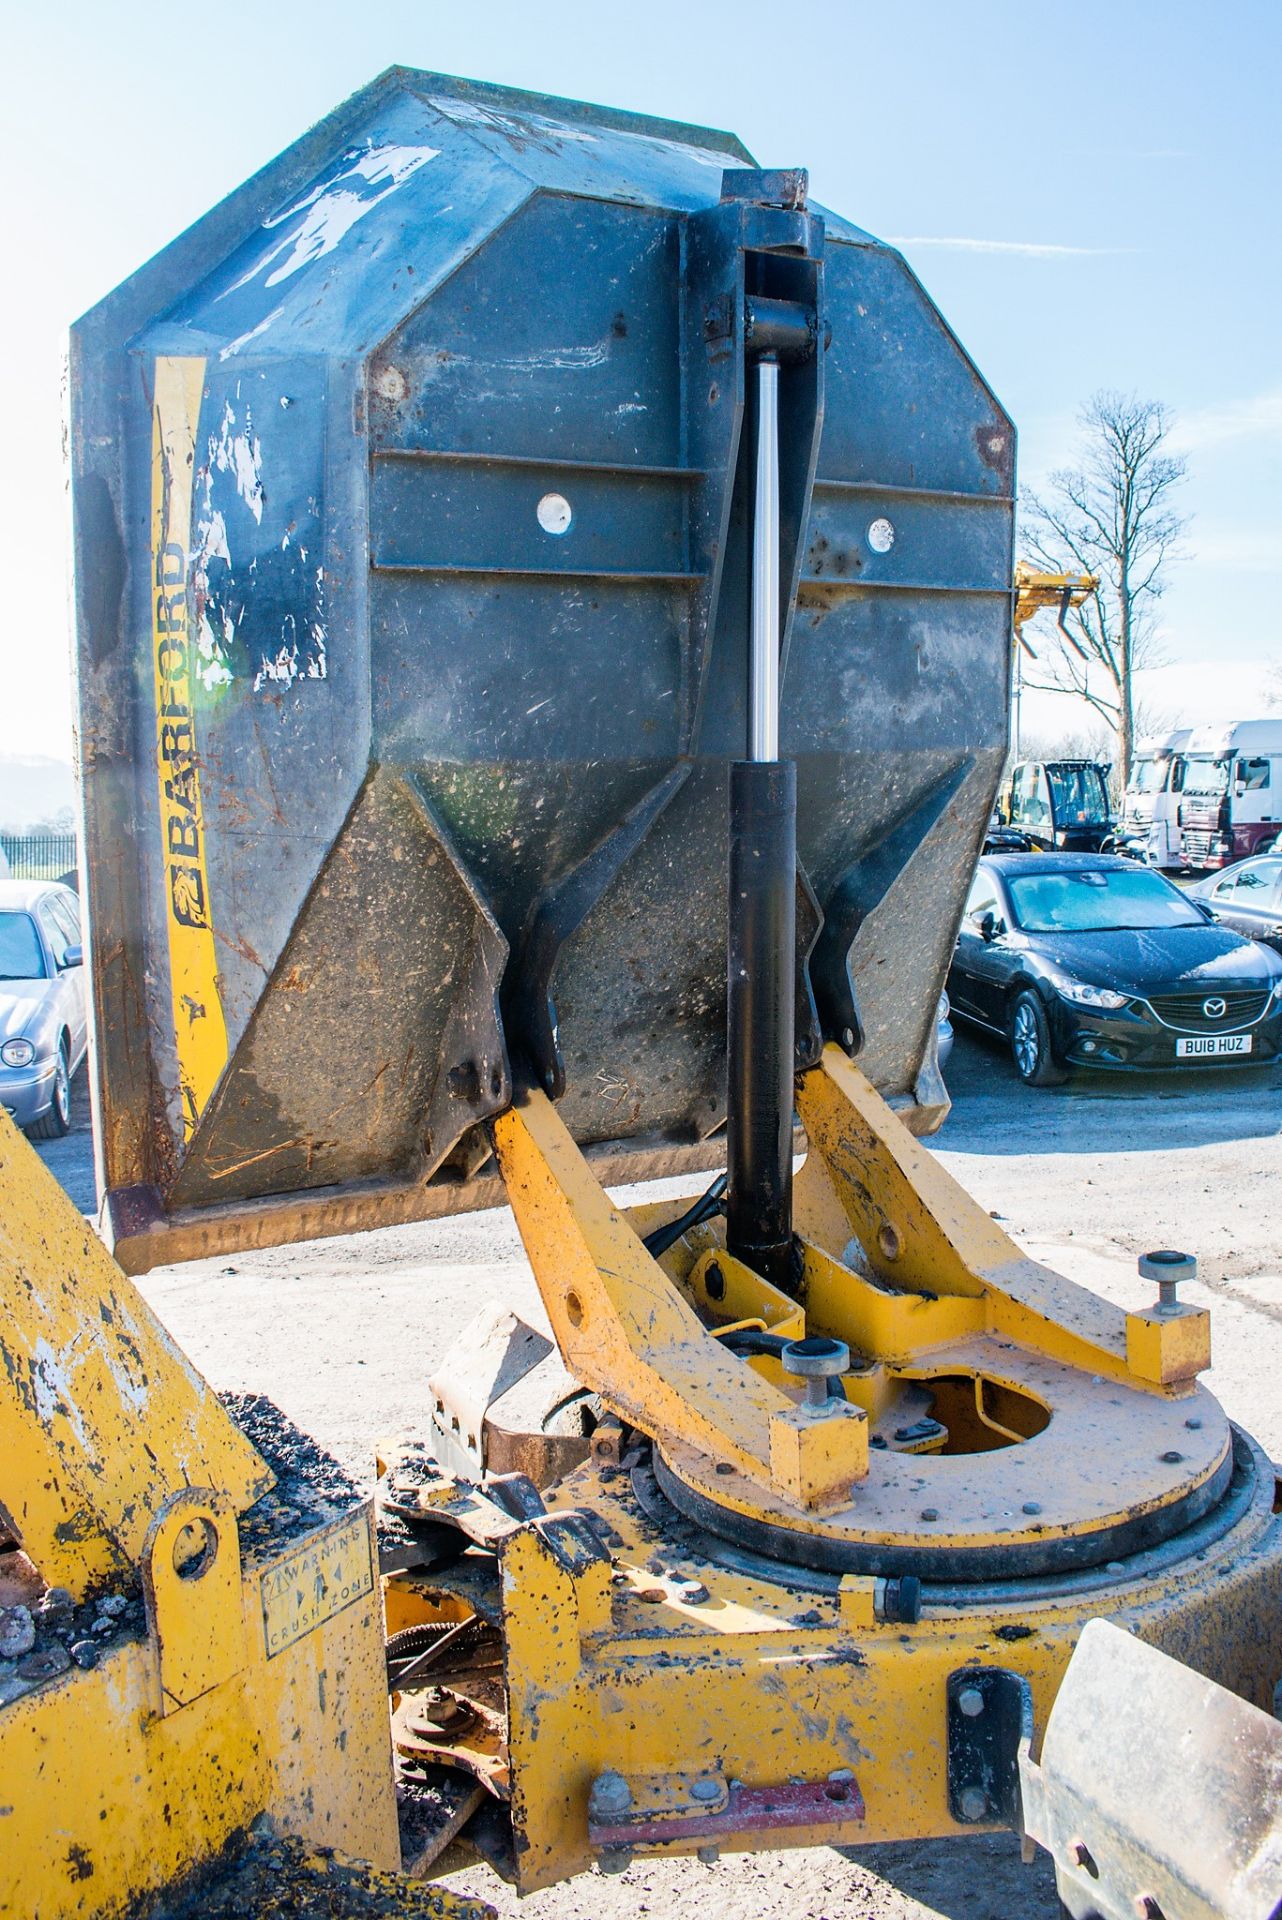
[1266, 657, 1282, 711]
[1020, 392, 1189, 787]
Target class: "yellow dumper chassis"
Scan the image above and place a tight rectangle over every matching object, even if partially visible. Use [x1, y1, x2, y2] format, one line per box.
[383, 1046, 1282, 1892]
[0, 1110, 491, 1920]
[5, 1048, 1281, 1911]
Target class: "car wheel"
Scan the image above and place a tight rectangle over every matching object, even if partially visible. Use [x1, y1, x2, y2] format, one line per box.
[1009, 991, 1068, 1088]
[29, 1038, 72, 1140]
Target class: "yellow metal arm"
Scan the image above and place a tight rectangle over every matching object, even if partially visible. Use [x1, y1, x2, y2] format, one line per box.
[492, 1085, 867, 1508]
[0, 1111, 272, 1596]
[0, 1108, 449, 1916]
[1012, 562, 1098, 641]
[495, 1046, 1218, 1568]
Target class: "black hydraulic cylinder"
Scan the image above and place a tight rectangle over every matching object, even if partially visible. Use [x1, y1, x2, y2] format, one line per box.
[725, 758, 797, 1289]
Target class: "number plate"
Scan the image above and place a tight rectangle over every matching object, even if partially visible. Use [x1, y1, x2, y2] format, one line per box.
[1176, 1033, 1252, 1058]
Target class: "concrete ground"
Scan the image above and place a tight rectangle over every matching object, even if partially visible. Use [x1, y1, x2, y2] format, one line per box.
[31, 1031, 1282, 1918]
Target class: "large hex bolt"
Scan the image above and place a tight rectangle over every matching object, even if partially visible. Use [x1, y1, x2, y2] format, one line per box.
[781, 1335, 850, 1413]
[1138, 1249, 1197, 1318]
[590, 1769, 635, 1876]
[589, 1770, 633, 1821]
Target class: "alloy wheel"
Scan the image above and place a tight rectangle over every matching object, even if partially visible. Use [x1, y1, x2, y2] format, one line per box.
[1012, 999, 1041, 1079]
[52, 1047, 70, 1128]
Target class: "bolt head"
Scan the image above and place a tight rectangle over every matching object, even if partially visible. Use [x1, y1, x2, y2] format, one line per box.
[690, 1776, 723, 1804]
[590, 1769, 633, 1817]
[957, 1686, 985, 1718]
[959, 1786, 989, 1822]
[1069, 1839, 1099, 1878]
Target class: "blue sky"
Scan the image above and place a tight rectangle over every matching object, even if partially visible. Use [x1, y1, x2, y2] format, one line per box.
[3, 0, 1278, 759]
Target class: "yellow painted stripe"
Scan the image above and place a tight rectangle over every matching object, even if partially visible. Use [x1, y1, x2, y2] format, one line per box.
[150, 356, 228, 1139]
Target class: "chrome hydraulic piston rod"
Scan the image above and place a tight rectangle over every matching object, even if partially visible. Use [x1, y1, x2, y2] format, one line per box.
[725, 357, 798, 1289]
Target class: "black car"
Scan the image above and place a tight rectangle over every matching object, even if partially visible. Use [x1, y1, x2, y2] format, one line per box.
[1187, 853, 1282, 956]
[948, 853, 1282, 1085]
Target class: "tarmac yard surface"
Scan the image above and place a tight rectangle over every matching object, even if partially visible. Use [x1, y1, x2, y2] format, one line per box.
[37, 1032, 1282, 1918]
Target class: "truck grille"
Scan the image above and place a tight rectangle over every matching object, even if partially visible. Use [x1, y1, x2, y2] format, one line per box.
[1182, 830, 1217, 864]
[1145, 990, 1271, 1032]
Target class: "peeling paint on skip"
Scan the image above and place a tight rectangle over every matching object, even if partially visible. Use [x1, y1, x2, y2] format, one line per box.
[210, 401, 264, 524]
[252, 567, 328, 693]
[219, 303, 287, 362]
[220, 142, 440, 297]
[430, 96, 729, 174]
[193, 507, 235, 691]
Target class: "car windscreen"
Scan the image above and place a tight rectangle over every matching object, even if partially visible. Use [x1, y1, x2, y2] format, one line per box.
[1047, 765, 1109, 823]
[1007, 868, 1205, 934]
[0, 912, 46, 980]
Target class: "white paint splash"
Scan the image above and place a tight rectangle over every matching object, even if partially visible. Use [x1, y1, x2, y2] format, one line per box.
[219, 303, 286, 361]
[434, 98, 599, 147]
[423, 343, 610, 382]
[192, 401, 264, 685]
[222, 142, 439, 297]
[209, 401, 264, 523]
[431, 96, 728, 175]
[192, 506, 236, 690]
[252, 567, 328, 693]
[196, 633, 234, 692]
[31, 1336, 90, 1448]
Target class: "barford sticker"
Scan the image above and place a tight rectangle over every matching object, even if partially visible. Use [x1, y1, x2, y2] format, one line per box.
[150, 355, 229, 1138]
[259, 1510, 374, 1659]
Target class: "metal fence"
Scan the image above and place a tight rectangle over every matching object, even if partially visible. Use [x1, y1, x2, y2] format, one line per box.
[0, 833, 78, 883]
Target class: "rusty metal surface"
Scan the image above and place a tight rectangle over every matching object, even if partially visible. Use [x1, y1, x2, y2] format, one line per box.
[397, 1765, 488, 1880]
[588, 1771, 867, 1849]
[427, 1304, 592, 1487]
[109, 1122, 732, 1276]
[390, 1423, 1282, 1894]
[71, 68, 1014, 1267]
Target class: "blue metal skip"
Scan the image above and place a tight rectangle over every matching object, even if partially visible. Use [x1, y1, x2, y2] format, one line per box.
[70, 69, 1014, 1267]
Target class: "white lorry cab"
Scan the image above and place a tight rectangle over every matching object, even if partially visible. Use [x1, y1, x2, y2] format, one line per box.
[1176, 719, 1282, 869]
[1116, 728, 1191, 868]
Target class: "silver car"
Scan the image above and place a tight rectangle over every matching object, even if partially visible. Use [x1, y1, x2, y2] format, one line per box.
[0, 880, 88, 1138]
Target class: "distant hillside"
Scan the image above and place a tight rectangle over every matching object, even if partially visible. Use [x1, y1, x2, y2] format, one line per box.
[0, 754, 77, 832]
